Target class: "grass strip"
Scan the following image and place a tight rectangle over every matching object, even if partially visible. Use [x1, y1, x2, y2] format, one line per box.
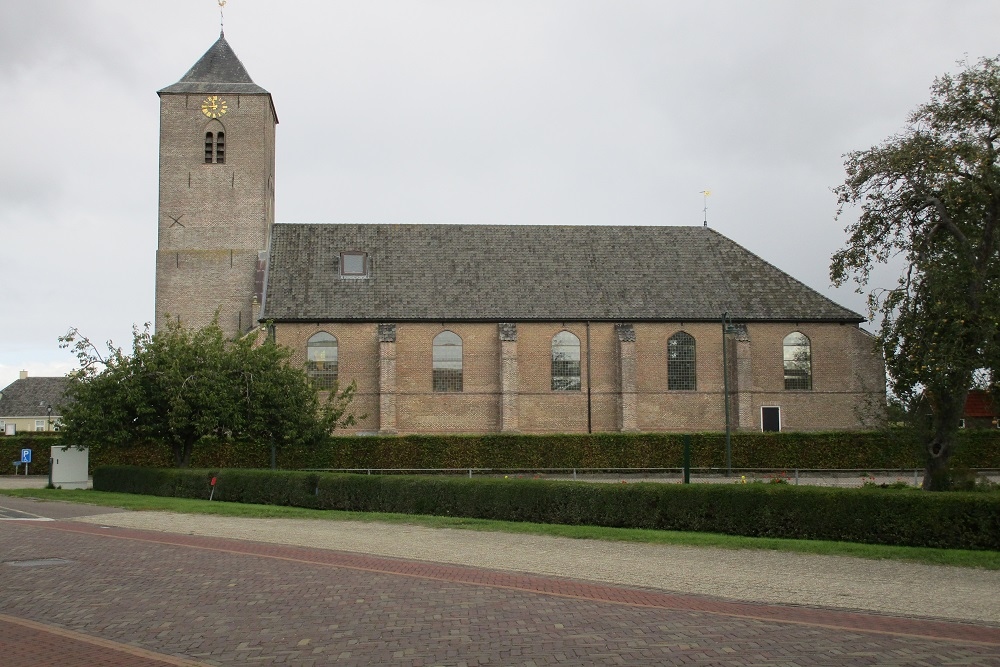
[2, 488, 997, 570]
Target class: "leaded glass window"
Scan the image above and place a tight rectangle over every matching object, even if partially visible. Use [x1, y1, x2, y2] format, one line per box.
[668, 331, 696, 390]
[783, 332, 812, 390]
[306, 332, 338, 389]
[551, 331, 581, 391]
[433, 331, 463, 392]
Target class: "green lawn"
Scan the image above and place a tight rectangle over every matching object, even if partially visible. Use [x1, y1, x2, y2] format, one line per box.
[2, 487, 997, 570]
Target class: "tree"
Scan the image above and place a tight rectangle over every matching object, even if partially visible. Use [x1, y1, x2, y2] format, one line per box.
[831, 56, 1000, 490]
[59, 320, 359, 467]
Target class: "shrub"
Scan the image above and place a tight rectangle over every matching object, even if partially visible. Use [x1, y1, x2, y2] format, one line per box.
[94, 466, 1000, 551]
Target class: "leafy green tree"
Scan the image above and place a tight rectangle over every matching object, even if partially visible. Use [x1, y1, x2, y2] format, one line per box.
[831, 56, 1000, 489]
[59, 320, 358, 467]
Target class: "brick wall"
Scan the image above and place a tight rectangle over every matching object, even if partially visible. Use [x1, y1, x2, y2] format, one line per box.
[271, 320, 886, 435]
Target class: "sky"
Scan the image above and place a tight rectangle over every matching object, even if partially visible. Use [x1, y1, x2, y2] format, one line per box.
[2, 0, 999, 389]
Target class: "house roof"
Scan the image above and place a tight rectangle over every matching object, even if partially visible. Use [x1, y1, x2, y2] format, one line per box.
[261, 223, 864, 323]
[965, 390, 997, 418]
[158, 33, 270, 96]
[0, 377, 70, 418]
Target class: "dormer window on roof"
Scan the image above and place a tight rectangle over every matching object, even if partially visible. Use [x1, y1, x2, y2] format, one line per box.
[340, 252, 368, 278]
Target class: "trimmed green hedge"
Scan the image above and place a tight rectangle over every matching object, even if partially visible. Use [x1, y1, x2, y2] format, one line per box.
[14, 429, 1000, 474]
[0, 434, 63, 475]
[94, 466, 1000, 551]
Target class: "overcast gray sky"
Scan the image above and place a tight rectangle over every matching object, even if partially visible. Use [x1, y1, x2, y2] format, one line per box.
[2, 0, 999, 389]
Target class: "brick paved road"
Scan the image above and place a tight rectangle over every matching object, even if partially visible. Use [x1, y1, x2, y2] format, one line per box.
[2, 514, 999, 666]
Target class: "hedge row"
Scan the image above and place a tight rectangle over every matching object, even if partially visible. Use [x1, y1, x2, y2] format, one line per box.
[11, 429, 1000, 475]
[0, 434, 63, 475]
[94, 466, 1000, 551]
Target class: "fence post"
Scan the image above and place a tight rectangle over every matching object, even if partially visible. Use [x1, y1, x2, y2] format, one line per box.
[683, 435, 691, 484]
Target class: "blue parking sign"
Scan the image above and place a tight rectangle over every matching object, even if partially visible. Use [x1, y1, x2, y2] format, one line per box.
[20, 449, 31, 464]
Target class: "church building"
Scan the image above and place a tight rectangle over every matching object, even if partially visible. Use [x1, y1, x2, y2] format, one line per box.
[155, 34, 886, 435]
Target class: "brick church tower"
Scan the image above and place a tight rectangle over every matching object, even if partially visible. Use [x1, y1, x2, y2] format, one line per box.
[155, 32, 277, 337]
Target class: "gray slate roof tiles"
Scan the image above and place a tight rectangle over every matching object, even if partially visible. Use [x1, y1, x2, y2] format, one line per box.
[261, 223, 863, 323]
[0, 377, 70, 418]
[159, 33, 270, 95]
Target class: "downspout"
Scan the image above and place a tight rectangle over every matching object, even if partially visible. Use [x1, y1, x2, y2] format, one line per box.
[586, 321, 592, 434]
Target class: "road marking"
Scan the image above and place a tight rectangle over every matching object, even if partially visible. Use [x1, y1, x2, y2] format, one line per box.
[0, 504, 55, 521]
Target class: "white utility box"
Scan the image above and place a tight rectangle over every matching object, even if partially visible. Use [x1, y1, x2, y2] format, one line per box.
[50, 446, 89, 489]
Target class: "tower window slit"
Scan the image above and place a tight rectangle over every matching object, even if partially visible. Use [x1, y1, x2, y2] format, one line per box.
[204, 132, 214, 163]
[216, 132, 225, 164]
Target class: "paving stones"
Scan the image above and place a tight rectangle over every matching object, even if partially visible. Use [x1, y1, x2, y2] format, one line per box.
[0, 518, 998, 666]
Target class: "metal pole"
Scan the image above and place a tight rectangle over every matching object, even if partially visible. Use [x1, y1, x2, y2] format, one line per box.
[683, 435, 691, 484]
[722, 313, 732, 476]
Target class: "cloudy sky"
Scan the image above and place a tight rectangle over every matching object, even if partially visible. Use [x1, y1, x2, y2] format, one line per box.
[2, 0, 998, 389]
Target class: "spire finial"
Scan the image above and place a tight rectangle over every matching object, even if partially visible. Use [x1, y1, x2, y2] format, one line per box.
[700, 189, 711, 228]
[218, 0, 227, 37]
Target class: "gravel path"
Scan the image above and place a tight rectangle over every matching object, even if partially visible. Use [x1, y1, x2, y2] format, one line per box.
[74, 510, 1000, 625]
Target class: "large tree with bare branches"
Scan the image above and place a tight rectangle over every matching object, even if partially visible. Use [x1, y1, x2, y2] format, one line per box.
[832, 56, 1000, 489]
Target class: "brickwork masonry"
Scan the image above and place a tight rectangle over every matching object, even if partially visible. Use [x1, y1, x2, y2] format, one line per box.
[273, 321, 886, 435]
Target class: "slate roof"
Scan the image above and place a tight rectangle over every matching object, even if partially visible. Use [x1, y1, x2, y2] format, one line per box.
[159, 33, 270, 96]
[261, 223, 863, 323]
[0, 377, 70, 418]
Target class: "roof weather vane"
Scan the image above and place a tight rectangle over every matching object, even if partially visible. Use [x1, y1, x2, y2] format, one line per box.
[701, 190, 711, 228]
[218, 0, 227, 36]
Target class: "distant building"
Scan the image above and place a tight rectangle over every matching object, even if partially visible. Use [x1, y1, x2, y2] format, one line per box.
[0, 371, 69, 435]
[154, 34, 886, 435]
[962, 390, 998, 429]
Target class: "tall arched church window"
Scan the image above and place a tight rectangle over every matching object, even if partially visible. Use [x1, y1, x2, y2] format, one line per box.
[783, 332, 812, 390]
[668, 331, 696, 390]
[433, 331, 463, 392]
[306, 332, 338, 389]
[551, 331, 581, 391]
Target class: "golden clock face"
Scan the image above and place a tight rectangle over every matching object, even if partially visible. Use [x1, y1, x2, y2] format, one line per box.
[201, 95, 228, 118]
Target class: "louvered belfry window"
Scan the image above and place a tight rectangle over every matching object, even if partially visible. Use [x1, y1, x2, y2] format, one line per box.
[204, 131, 225, 164]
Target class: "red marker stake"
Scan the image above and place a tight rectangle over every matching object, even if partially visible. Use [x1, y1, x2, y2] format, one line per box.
[209, 476, 217, 501]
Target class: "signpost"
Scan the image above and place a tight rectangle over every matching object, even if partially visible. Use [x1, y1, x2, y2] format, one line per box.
[20, 449, 31, 475]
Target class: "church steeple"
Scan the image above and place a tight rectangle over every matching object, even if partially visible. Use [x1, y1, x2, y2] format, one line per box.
[159, 34, 270, 97]
[154, 33, 277, 338]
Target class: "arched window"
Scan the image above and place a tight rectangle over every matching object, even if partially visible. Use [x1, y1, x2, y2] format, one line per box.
[306, 332, 338, 389]
[551, 331, 581, 391]
[433, 331, 463, 392]
[783, 332, 811, 390]
[204, 128, 226, 164]
[668, 331, 696, 390]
